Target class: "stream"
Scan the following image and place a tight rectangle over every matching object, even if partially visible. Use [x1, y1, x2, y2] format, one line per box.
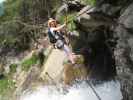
[20, 81, 122, 100]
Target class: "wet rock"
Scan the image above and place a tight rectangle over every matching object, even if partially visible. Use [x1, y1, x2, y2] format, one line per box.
[14, 66, 41, 98]
[75, 1, 133, 99]
[74, 4, 117, 81]
[115, 2, 133, 100]
[63, 55, 89, 85]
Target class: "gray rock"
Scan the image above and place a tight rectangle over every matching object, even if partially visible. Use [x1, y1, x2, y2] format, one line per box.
[76, 6, 115, 32]
[96, 3, 121, 16]
[77, 5, 93, 16]
[115, 3, 133, 100]
[119, 3, 133, 29]
[57, 4, 68, 15]
[56, 0, 84, 20]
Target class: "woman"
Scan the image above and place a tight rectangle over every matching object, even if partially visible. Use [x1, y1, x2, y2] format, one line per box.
[48, 18, 75, 64]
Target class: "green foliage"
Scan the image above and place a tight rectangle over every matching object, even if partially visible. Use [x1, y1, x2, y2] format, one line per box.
[0, 78, 15, 95]
[59, 13, 76, 31]
[0, 20, 36, 53]
[21, 54, 38, 71]
[0, 3, 4, 16]
[83, 0, 96, 6]
[0, 21, 31, 53]
[9, 64, 17, 73]
[0, 21, 22, 42]
[67, 14, 77, 31]
[0, 0, 22, 22]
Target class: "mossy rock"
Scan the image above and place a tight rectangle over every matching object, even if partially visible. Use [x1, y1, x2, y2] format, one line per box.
[0, 64, 4, 75]
[63, 55, 84, 65]
[0, 78, 15, 97]
[63, 55, 90, 85]
[9, 64, 17, 73]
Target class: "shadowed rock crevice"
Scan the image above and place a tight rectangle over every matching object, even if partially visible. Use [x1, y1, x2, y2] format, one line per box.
[73, 10, 117, 80]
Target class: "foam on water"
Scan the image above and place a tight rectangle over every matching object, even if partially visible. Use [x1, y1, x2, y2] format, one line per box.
[20, 81, 123, 100]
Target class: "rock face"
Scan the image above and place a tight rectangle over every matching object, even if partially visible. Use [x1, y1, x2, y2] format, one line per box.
[76, 6, 115, 30]
[115, 3, 133, 100]
[73, 0, 133, 99]
[40, 49, 89, 85]
[63, 55, 89, 85]
[74, 5, 116, 80]
[40, 49, 66, 84]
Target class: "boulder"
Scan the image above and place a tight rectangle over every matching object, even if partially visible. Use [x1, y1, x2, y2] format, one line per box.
[75, 6, 115, 32]
[40, 49, 66, 84]
[66, 0, 85, 12]
[63, 55, 89, 85]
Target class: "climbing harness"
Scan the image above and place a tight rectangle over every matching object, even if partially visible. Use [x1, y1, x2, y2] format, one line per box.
[47, 28, 58, 44]
[48, 28, 66, 49]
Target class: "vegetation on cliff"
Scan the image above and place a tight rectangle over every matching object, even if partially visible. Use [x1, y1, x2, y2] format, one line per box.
[1, 0, 133, 100]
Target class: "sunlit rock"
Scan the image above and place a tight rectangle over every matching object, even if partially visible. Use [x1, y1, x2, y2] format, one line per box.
[63, 55, 89, 85]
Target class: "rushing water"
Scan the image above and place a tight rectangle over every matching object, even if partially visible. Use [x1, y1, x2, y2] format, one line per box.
[0, 0, 5, 3]
[20, 81, 122, 100]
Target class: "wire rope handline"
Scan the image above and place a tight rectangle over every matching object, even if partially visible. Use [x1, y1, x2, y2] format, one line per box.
[45, 71, 102, 100]
[77, 68, 102, 100]
[87, 80, 102, 100]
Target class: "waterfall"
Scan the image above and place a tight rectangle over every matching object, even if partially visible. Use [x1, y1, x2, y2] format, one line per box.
[0, 0, 6, 3]
[20, 81, 122, 100]
[0, 1, 4, 16]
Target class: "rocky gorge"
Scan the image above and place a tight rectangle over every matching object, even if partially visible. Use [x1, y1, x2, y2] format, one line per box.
[0, 0, 133, 100]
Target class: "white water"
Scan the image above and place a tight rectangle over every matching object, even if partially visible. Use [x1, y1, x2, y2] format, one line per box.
[20, 81, 123, 100]
[0, 0, 5, 3]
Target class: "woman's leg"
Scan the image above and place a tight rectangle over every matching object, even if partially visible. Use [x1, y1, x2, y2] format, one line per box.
[63, 44, 75, 64]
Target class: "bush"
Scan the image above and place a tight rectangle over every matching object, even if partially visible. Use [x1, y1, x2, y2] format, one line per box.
[21, 54, 38, 71]
[0, 21, 32, 54]
[0, 0, 22, 22]
[9, 64, 17, 73]
[82, 0, 96, 6]
[0, 78, 15, 96]
[59, 13, 76, 31]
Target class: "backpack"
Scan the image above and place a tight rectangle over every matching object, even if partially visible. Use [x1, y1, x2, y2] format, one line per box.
[48, 28, 57, 43]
